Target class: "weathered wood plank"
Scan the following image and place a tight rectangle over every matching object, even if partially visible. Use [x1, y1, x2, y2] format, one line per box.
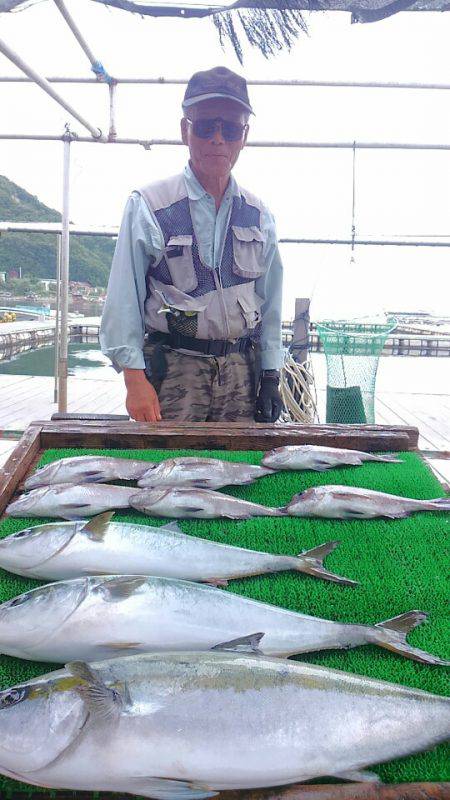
[37, 421, 418, 452]
[0, 423, 42, 514]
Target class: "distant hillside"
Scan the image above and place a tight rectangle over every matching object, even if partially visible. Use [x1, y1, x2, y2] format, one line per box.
[0, 175, 115, 287]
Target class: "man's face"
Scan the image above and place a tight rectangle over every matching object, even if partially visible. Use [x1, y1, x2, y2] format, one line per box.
[181, 98, 249, 181]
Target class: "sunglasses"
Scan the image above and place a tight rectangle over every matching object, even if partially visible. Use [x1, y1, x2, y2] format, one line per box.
[186, 117, 247, 142]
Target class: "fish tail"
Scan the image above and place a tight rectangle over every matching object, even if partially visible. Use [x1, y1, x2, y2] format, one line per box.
[370, 453, 402, 463]
[372, 611, 450, 666]
[296, 541, 358, 587]
[427, 496, 450, 511]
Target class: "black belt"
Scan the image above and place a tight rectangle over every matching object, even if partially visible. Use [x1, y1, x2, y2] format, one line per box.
[146, 331, 252, 357]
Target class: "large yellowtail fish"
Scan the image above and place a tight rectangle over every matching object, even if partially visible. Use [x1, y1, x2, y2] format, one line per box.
[0, 576, 447, 665]
[0, 646, 448, 796]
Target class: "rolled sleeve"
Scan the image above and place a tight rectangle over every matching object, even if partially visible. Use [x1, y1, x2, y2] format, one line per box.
[255, 207, 284, 370]
[100, 193, 160, 372]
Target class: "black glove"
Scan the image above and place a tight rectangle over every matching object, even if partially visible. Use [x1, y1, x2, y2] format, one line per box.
[254, 370, 283, 423]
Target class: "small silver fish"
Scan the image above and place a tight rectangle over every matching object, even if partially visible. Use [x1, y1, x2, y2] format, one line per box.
[6, 483, 139, 521]
[138, 457, 274, 489]
[286, 484, 450, 519]
[0, 512, 354, 585]
[130, 487, 284, 519]
[1, 575, 447, 665]
[24, 456, 155, 490]
[262, 445, 401, 471]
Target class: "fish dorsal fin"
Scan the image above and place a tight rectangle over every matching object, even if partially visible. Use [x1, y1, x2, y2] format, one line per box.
[211, 632, 265, 654]
[66, 661, 124, 720]
[101, 576, 148, 600]
[81, 511, 115, 541]
[162, 521, 183, 533]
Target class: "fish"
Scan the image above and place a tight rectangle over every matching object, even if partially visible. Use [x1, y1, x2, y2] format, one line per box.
[6, 483, 139, 521]
[23, 456, 155, 490]
[0, 647, 448, 796]
[285, 485, 450, 519]
[130, 487, 284, 519]
[138, 457, 275, 489]
[0, 512, 354, 585]
[262, 444, 402, 471]
[0, 575, 447, 665]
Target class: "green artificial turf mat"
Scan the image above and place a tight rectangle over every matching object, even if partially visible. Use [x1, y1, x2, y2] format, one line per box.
[0, 447, 448, 796]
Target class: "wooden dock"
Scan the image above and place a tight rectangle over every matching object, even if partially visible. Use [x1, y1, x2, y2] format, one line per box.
[0, 370, 449, 482]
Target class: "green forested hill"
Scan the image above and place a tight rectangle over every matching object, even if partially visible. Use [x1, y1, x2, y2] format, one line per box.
[0, 175, 115, 287]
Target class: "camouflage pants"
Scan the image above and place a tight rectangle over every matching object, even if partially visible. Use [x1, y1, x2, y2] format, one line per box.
[144, 342, 256, 422]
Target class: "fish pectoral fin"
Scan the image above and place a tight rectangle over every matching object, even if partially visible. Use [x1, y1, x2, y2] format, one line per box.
[332, 770, 381, 783]
[66, 660, 124, 720]
[102, 576, 148, 599]
[129, 777, 218, 800]
[211, 632, 265, 654]
[98, 641, 142, 650]
[181, 506, 205, 513]
[81, 511, 115, 540]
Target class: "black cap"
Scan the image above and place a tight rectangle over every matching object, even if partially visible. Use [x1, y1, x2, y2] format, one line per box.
[182, 66, 253, 115]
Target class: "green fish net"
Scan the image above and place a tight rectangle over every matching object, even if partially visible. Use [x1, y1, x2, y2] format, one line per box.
[316, 319, 397, 424]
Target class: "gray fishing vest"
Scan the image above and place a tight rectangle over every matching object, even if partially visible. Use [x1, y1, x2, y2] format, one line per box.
[137, 173, 267, 341]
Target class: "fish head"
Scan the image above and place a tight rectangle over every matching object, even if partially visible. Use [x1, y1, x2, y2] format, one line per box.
[0, 521, 79, 572]
[137, 460, 175, 488]
[0, 673, 87, 773]
[262, 447, 299, 468]
[23, 460, 68, 490]
[0, 579, 88, 648]
[129, 487, 173, 512]
[6, 486, 56, 518]
[286, 487, 319, 515]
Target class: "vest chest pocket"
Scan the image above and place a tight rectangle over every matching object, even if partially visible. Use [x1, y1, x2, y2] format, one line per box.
[164, 234, 198, 293]
[232, 226, 266, 279]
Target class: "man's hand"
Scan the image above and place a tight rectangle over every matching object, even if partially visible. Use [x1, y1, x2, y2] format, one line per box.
[124, 368, 162, 422]
[254, 370, 282, 423]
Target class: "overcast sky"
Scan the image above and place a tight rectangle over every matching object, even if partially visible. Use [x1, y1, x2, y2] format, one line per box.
[0, 1, 449, 318]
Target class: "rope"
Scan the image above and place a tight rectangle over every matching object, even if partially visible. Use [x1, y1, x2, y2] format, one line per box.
[280, 352, 319, 423]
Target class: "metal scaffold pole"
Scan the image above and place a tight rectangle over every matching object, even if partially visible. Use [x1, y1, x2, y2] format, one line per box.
[54, 234, 62, 404]
[58, 137, 71, 413]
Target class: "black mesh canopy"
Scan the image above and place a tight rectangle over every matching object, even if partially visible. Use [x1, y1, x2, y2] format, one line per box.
[0, 0, 447, 64]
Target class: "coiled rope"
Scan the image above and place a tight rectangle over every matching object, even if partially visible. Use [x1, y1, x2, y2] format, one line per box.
[280, 351, 318, 423]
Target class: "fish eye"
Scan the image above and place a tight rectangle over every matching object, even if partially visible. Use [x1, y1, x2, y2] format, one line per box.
[11, 529, 31, 539]
[0, 686, 28, 708]
[8, 594, 29, 608]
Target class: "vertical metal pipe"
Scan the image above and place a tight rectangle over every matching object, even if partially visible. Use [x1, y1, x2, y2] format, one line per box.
[108, 81, 117, 140]
[58, 138, 71, 413]
[54, 234, 62, 403]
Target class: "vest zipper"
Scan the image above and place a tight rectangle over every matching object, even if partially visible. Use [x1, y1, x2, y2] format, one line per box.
[213, 267, 231, 339]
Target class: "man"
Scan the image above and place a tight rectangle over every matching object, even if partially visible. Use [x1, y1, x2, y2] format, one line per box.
[100, 66, 284, 423]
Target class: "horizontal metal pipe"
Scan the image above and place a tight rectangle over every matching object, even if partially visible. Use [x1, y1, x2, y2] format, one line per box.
[280, 238, 450, 247]
[0, 133, 449, 151]
[0, 36, 103, 139]
[1, 76, 450, 90]
[1, 224, 447, 248]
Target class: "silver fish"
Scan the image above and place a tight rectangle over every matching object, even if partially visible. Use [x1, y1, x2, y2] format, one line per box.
[23, 456, 155, 490]
[138, 457, 274, 489]
[130, 487, 284, 519]
[6, 483, 139, 521]
[286, 484, 450, 519]
[0, 512, 353, 585]
[0, 575, 447, 665]
[262, 445, 402, 471]
[0, 649, 448, 796]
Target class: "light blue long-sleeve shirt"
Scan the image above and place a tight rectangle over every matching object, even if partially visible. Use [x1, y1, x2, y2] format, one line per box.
[100, 164, 284, 371]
